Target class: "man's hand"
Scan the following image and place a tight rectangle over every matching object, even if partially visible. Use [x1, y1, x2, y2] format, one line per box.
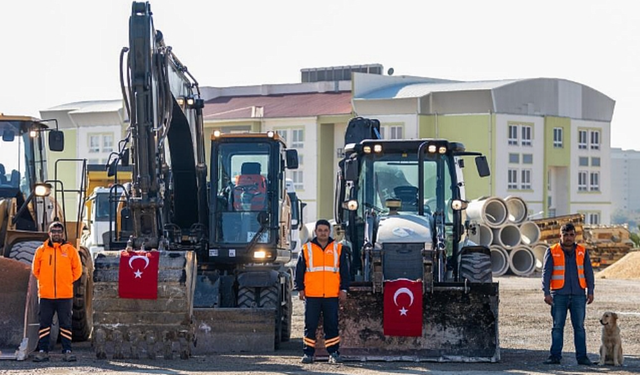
[299, 290, 305, 301]
[587, 294, 594, 304]
[544, 295, 553, 306]
[339, 290, 347, 302]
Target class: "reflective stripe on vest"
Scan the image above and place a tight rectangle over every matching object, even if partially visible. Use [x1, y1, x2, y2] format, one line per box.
[305, 242, 338, 273]
[549, 243, 587, 290]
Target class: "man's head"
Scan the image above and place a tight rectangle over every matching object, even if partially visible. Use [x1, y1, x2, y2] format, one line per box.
[314, 219, 331, 244]
[560, 223, 576, 247]
[48, 221, 65, 243]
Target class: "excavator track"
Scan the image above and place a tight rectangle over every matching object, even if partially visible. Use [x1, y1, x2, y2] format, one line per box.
[92, 250, 196, 359]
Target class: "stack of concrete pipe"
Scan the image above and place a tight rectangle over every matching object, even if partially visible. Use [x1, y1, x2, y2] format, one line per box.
[467, 196, 541, 277]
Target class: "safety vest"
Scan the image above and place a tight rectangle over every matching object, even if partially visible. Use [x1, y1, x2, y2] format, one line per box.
[549, 243, 587, 290]
[303, 241, 341, 298]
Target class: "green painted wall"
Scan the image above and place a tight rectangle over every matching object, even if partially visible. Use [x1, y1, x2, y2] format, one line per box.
[543, 116, 571, 216]
[318, 123, 334, 220]
[419, 114, 494, 199]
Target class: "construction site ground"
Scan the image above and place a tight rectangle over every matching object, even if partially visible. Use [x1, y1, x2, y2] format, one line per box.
[1, 274, 639, 375]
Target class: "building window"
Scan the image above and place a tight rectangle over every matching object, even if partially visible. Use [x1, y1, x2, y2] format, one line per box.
[587, 212, 600, 225]
[522, 154, 533, 164]
[89, 135, 101, 153]
[291, 129, 304, 148]
[509, 153, 519, 164]
[590, 172, 600, 191]
[103, 134, 113, 153]
[521, 126, 532, 146]
[381, 125, 403, 140]
[292, 170, 304, 190]
[521, 169, 531, 190]
[277, 130, 289, 143]
[579, 157, 589, 167]
[88, 133, 114, 153]
[591, 157, 600, 167]
[508, 169, 518, 189]
[590, 130, 600, 150]
[578, 171, 588, 192]
[578, 130, 588, 149]
[553, 128, 563, 148]
[508, 125, 518, 145]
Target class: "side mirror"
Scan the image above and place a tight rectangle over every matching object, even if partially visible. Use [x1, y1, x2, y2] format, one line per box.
[344, 159, 358, 182]
[121, 149, 130, 167]
[48, 130, 64, 152]
[285, 149, 299, 169]
[475, 156, 490, 177]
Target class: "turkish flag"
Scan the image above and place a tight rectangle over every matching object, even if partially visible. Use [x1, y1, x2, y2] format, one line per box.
[118, 250, 159, 299]
[383, 278, 423, 337]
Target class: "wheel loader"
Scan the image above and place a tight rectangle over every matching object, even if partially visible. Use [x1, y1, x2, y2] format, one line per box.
[91, 2, 299, 359]
[0, 114, 93, 360]
[332, 117, 499, 361]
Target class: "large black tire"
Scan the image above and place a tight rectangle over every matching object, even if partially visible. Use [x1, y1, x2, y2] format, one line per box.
[237, 287, 257, 308]
[459, 252, 493, 283]
[281, 278, 292, 342]
[8, 240, 41, 264]
[259, 285, 282, 350]
[72, 247, 93, 341]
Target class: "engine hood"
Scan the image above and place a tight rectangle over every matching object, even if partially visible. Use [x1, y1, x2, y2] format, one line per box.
[377, 214, 433, 244]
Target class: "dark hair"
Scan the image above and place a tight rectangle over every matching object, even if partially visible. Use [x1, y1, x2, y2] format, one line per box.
[49, 221, 64, 231]
[315, 219, 331, 230]
[560, 223, 575, 233]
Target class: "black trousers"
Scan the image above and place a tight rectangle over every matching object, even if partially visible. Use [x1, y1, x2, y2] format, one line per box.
[303, 297, 339, 355]
[37, 298, 73, 353]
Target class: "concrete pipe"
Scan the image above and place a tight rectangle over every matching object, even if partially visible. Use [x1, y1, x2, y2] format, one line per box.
[505, 196, 528, 224]
[468, 223, 494, 247]
[532, 243, 548, 272]
[491, 223, 521, 248]
[467, 197, 508, 228]
[489, 245, 510, 277]
[509, 246, 536, 277]
[519, 221, 541, 245]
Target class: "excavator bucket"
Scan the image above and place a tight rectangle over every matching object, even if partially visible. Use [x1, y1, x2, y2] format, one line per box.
[331, 283, 499, 362]
[0, 257, 39, 360]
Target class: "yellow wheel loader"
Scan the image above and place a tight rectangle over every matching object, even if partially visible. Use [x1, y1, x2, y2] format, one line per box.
[332, 117, 499, 362]
[0, 115, 93, 360]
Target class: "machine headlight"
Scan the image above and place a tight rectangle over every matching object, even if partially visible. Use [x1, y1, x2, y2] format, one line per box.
[35, 183, 52, 197]
[213, 130, 221, 138]
[253, 250, 268, 259]
[363, 146, 372, 153]
[373, 144, 382, 153]
[266, 131, 275, 138]
[438, 146, 447, 154]
[450, 199, 467, 211]
[427, 145, 437, 153]
[346, 200, 358, 211]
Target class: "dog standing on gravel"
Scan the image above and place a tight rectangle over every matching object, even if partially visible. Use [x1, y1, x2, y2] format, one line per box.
[599, 311, 624, 366]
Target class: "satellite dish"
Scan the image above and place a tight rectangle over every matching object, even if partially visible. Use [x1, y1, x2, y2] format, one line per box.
[387, 67, 394, 76]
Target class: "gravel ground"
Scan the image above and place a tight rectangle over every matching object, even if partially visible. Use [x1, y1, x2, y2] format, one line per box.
[1, 275, 638, 375]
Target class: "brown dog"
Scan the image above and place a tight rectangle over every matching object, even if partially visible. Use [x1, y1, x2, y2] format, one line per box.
[599, 311, 624, 366]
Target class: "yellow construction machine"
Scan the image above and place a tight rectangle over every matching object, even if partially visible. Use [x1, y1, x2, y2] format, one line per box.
[0, 114, 93, 360]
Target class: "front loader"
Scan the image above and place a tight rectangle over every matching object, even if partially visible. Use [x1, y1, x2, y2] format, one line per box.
[0, 114, 93, 360]
[333, 117, 499, 362]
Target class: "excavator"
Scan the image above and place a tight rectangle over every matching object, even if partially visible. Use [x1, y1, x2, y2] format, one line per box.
[91, 2, 298, 359]
[332, 117, 499, 361]
[0, 114, 93, 360]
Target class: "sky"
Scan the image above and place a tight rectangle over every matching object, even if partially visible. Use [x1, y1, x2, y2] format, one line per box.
[1, 0, 638, 150]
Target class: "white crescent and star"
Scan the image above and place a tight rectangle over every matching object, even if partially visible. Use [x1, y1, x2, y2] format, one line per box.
[129, 255, 150, 279]
[393, 287, 415, 316]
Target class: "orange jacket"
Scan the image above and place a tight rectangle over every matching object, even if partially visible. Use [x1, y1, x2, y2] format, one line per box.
[302, 241, 342, 298]
[550, 243, 587, 290]
[32, 240, 82, 299]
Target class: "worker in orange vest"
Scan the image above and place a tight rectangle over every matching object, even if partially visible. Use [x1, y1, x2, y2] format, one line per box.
[294, 219, 349, 364]
[541, 222, 594, 366]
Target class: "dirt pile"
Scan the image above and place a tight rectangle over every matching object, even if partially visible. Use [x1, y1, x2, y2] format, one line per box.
[596, 250, 640, 279]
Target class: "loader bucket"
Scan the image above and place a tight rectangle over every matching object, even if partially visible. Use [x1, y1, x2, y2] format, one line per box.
[324, 282, 499, 362]
[192, 307, 276, 354]
[0, 257, 39, 360]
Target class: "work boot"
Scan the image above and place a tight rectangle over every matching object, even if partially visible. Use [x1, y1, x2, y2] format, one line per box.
[577, 357, 594, 366]
[62, 350, 77, 362]
[33, 350, 49, 362]
[328, 352, 343, 364]
[543, 356, 561, 364]
[300, 354, 314, 364]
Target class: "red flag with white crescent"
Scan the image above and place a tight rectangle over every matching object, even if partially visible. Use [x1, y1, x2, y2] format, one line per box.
[383, 278, 423, 337]
[118, 250, 159, 299]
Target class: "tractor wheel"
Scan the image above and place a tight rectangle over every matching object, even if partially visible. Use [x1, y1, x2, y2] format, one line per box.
[237, 287, 257, 308]
[259, 285, 282, 350]
[8, 240, 41, 265]
[281, 277, 292, 342]
[459, 252, 493, 283]
[72, 246, 93, 341]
